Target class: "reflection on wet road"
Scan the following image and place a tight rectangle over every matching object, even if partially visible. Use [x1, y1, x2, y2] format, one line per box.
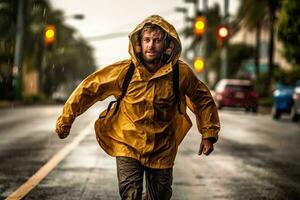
[0, 105, 300, 199]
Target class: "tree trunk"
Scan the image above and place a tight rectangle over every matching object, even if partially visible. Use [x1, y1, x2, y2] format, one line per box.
[35, 41, 45, 94]
[266, 11, 276, 96]
[254, 23, 261, 79]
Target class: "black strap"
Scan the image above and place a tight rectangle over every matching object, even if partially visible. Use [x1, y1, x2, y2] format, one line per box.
[173, 61, 182, 114]
[100, 62, 135, 118]
[100, 61, 182, 118]
[113, 62, 135, 115]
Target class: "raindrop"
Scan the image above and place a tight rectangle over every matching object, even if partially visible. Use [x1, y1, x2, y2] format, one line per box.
[62, 67, 65, 72]
[52, 64, 55, 71]
[43, 8, 46, 17]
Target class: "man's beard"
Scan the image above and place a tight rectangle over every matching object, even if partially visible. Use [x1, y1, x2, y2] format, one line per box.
[143, 51, 165, 65]
[148, 55, 162, 64]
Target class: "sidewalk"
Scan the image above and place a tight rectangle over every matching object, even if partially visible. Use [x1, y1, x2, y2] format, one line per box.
[0, 101, 20, 109]
[258, 106, 272, 114]
[0, 100, 60, 109]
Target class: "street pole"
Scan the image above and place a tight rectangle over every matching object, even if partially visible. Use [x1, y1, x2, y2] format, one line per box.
[194, 0, 199, 15]
[202, 0, 208, 83]
[13, 0, 25, 101]
[193, 0, 202, 80]
[194, 0, 200, 50]
[221, 0, 229, 79]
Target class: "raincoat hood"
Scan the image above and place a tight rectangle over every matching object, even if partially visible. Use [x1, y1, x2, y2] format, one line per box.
[128, 15, 182, 67]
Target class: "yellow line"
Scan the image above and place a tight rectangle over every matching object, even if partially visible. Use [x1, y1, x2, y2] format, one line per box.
[5, 121, 94, 200]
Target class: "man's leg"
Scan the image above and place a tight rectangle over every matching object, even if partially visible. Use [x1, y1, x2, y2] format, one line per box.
[144, 167, 173, 200]
[116, 156, 144, 200]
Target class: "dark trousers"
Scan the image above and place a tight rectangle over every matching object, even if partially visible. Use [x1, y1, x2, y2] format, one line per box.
[116, 156, 173, 200]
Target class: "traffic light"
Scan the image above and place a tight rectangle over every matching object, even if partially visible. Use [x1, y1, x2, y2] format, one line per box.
[194, 57, 205, 73]
[216, 24, 229, 47]
[194, 16, 206, 37]
[44, 25, 56, 48]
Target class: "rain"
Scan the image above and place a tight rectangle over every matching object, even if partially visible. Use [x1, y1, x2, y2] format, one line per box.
[0, 0, 300, 199]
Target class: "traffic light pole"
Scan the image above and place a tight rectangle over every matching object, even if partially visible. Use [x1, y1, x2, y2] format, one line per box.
[202, 0, 208, 83]
[13, 0, 25, 101]
[221, 47, 228, 79]
[193, 0, 204, 81]
[221, 0, 229, 79]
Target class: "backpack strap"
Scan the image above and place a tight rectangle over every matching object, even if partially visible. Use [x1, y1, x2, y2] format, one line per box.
[173, 61, 182, 114]
[100, 61, 182, 119]
[113, 62, 135, 114]
[100, 62, 135, 118]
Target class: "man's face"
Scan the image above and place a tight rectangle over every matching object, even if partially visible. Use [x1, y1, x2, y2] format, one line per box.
[141, 29, 164, 65]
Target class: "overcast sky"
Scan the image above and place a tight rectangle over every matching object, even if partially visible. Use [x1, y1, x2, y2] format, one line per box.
[50, 0, 239, 67]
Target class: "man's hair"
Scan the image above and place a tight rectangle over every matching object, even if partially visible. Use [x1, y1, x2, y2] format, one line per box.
[140, 24, 164, 36]
[139, 23, 169, 47]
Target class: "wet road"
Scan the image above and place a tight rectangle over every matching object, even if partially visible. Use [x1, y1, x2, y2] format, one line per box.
[0, 104, 300, 199]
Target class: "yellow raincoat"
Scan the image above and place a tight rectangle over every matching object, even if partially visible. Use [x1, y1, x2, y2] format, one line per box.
[56, 15, 220, 169]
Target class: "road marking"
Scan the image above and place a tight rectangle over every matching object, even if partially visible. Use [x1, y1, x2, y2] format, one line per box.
[5, 121, 94, 200]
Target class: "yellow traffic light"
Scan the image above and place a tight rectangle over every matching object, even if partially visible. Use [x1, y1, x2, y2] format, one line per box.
[44, 25, 56, 45]
[194, 57, 204, 73]
[194, 16, 206, 36]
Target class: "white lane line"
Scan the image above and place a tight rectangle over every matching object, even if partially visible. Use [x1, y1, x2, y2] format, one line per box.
[5, 121, 94, 200]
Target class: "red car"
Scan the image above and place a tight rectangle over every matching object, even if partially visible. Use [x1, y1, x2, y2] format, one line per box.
[213, 79, 259, 112]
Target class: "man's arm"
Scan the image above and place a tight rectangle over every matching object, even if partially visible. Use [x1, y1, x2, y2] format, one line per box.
[182, 64, 220, 155]
[55, 61, 128, 139]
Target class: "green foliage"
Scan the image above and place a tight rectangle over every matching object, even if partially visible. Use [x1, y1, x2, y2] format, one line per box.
[227, 44, 254, 77]
[23, 93, 46, 104]
[273, 66, 300, 85]
[277, 0, 300, 66]
[253, 73, 269, 97]
[236, 0, 267, 30]
[205, 4, 222, 58]
[0, 0, 96, 99]
[258, 96, 273, 107]
[207, 43, 254, 80]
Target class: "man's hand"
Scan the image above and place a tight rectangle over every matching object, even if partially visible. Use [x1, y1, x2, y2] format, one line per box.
[57, 131, 69, 139]
[55, 125, 71, 139]
[198, 138, 214, 156]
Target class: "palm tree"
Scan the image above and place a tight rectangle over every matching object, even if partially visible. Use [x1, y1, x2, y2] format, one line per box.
[236, 0, 265, 79]
[0, 0, 96, 99]
[0, 0, 52, 99]
[236, 0, 280, 95]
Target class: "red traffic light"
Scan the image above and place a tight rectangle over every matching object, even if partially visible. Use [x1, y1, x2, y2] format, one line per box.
[217, 25, 229, 40]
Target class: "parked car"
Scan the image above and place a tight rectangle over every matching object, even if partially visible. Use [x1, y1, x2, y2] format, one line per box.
[272, 84, 294, 119]
[291, 80, 300, 121]
[213, 79, 259, 112]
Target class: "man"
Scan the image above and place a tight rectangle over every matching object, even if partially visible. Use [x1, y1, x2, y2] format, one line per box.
[56, 15, 220, 200]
